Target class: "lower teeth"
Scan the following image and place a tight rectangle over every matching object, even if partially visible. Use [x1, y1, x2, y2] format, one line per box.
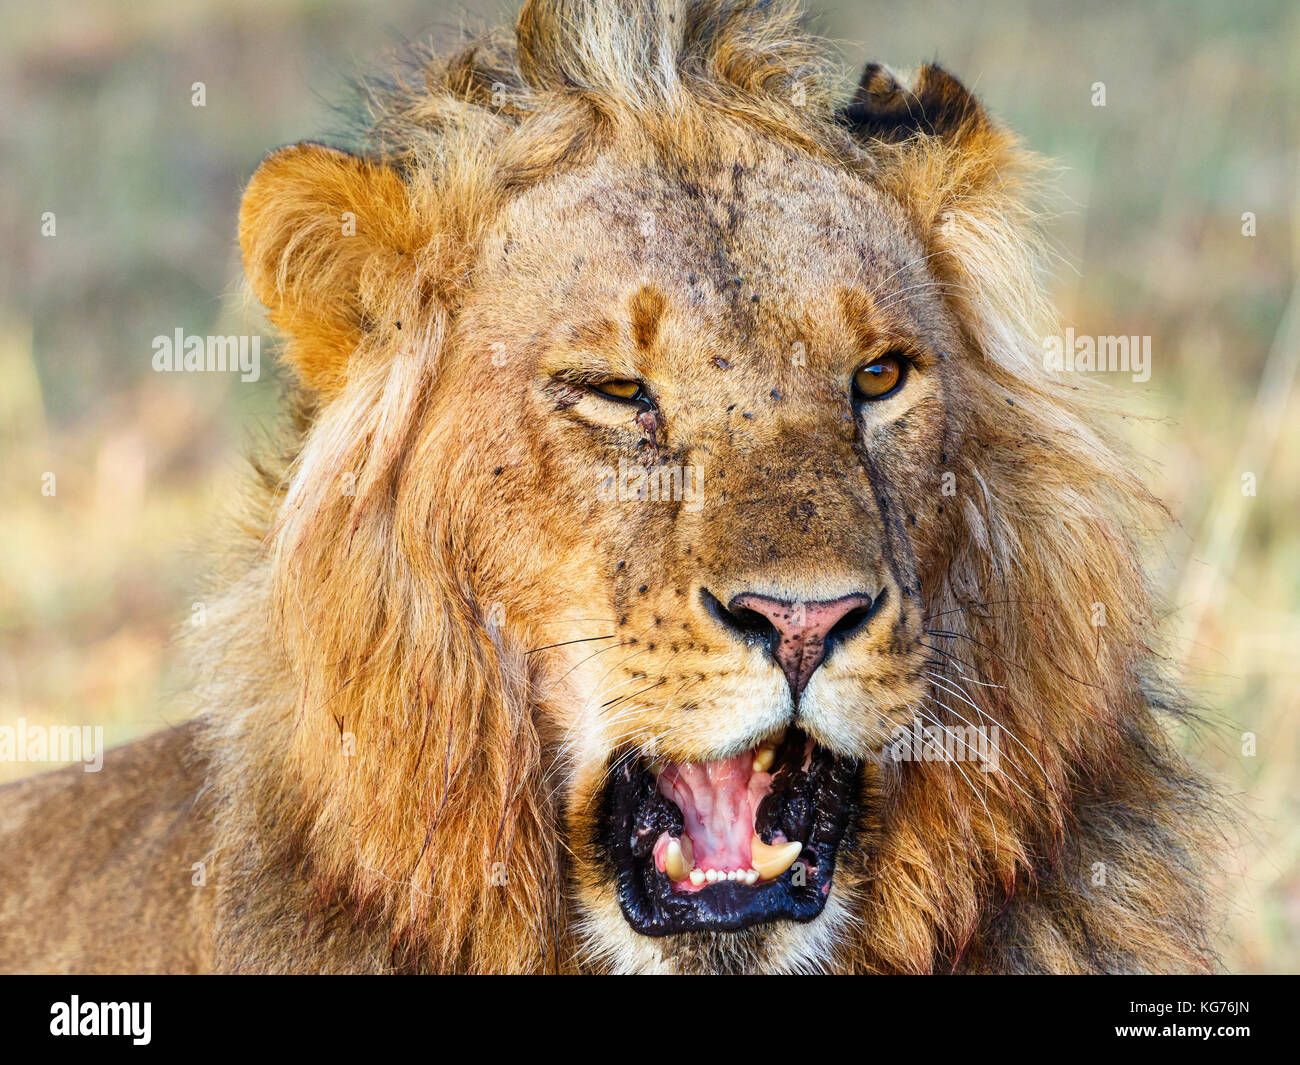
[665, 835, 803, 888]
[689, 868, 760, 886]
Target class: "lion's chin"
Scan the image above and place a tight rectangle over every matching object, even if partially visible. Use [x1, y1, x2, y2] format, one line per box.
[596, 727, 859, 936]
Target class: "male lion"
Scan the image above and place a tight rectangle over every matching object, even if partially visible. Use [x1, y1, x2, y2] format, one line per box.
[0, 0, 1218, 974]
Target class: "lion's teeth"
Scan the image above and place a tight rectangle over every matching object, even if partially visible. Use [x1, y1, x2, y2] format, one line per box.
[752, 727, 787, 772]
[750, 835, 802, 881]
[684, 864, 763, 886]
[664, 838, 689, 881]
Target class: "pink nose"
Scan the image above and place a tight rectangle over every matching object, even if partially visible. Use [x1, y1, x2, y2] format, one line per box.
[727, 592, 875, 695]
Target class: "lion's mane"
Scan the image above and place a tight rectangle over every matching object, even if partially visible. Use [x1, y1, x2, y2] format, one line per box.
[197, 0, 1219, 973]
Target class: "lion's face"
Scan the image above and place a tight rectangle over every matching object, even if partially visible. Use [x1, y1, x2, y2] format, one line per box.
[235, 2, 1212, 975]
[438, 142, 963, 971]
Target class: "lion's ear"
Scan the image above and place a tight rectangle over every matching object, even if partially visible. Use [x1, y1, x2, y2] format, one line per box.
[837, 62, 1015, 221]
[841, 63, 1048, 375]
[839, 63, 988, 144]
[238, 142, 414, 394]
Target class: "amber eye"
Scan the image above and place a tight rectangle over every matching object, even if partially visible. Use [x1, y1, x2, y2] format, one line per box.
[852, 355, 907, 401]
[590, 379, 648, 403]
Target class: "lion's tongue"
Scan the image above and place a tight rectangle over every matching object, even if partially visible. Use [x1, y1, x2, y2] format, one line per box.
[655, 753, 770, 873]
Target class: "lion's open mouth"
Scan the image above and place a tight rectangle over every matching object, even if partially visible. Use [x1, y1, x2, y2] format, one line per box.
[598, 727, 859, 935]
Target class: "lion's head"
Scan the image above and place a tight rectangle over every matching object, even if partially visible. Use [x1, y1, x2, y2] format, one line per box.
[219, 0, 1216, 973]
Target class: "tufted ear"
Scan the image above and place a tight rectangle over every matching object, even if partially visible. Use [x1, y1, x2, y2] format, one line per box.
[839, 62, 988, 144]
[238, 143, 417, 395]
[836, 61, 1021, 232]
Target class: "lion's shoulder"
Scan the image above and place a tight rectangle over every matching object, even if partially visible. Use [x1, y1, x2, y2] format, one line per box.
[0, 720, 215, 973]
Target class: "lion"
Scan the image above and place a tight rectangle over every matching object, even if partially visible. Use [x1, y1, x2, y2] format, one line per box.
[0, 0, 1219, 974]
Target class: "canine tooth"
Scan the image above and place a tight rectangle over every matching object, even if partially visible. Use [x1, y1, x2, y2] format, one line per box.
[744, 869, 759, 885]
[751, 835, 803, 882]
[664, 838, 689, 882]
[753, 727, 787, 772]
[689, 868, 706, 887]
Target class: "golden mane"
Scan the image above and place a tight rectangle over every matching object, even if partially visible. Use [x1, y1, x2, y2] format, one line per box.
[197, 0, 1219, 972]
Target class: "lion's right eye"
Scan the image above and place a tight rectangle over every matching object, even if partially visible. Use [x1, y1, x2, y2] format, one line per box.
[589, 379, 649, 404]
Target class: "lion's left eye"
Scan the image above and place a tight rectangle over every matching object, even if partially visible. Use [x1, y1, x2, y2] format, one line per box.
[590, 379, 649, 404]
[852, 355, 907, 401]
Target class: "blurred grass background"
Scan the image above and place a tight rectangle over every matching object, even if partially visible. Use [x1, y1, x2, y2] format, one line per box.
[0, 0, 1296, 972]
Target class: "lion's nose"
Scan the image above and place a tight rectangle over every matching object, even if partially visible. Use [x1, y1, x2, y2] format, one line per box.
[705, 591, 877, 696]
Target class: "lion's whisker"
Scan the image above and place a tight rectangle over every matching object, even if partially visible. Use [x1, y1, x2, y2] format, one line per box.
[923, 598, 1051, 623]
[913, 641, 1063, 802]
[601, 678, 667, 709]
[525, 634, 615, 656]
[871, 280, 973, 315]
[905, 702, 1001, 860]
[863, 247, 955, 301]
[920, 670, 1039, 790]
[917, 695, 1044, 809]
[926, 627, 1104, 692]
